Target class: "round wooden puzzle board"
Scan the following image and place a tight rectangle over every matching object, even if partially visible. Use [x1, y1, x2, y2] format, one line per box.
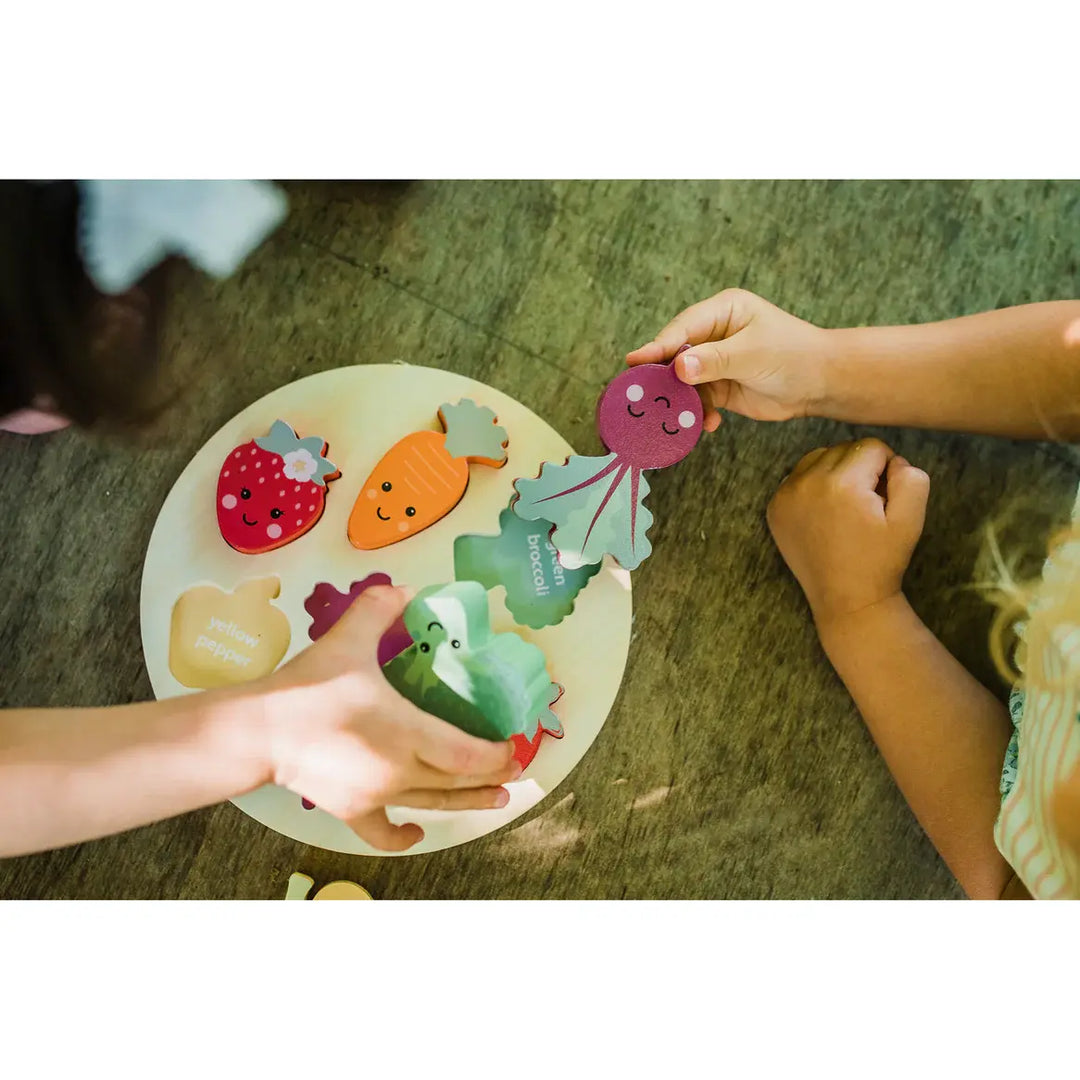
[140, 364, 633, 856]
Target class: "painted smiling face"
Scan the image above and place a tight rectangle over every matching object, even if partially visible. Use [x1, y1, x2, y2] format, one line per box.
[347, 400, 508, 551]
[352, 431, 469, 549]
[217, 420, 340, 554]
[596, 364, 703, 469]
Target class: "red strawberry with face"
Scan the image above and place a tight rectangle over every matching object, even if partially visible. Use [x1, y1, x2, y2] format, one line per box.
[512, 683, 565, 771]
[217, 420, 340, 554]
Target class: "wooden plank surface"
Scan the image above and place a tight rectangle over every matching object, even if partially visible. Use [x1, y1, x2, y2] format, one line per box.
[2, 180, 1078, 898]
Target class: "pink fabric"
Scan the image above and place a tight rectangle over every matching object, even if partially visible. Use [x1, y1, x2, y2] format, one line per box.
[0, 408, 72, 435]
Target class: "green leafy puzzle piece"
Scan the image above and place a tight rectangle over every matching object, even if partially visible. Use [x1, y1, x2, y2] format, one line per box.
[454, 505, 602, 629]
[439, 399, 509, 465]
[382, 581, 553, 742]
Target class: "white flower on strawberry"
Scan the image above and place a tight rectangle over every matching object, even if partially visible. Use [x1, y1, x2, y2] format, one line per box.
[282, 448, 318, 482]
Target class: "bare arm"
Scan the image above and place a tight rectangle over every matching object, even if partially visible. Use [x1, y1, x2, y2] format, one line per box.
[765, 438, 1027, 899]
[824, 301, 1080, 440]
[0, 587, 518, 857]
[817, 596, 1018, 899]
[631, 292, 1080, 441]
[0, 689, 266, 857]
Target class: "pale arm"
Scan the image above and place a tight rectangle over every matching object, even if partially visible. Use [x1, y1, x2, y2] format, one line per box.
[823, 301, 1080, 440]
[0, 689, 268, 857]
[0, 586, 521, 859]
[817, 595, 1026, 900]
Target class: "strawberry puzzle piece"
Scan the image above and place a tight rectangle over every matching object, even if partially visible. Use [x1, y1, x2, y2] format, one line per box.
[217, 420, 340, 554]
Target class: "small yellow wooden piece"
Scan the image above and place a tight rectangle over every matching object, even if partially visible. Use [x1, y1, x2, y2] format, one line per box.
[283, 872, 373, 900]
[285, 872, 314, 900]
[312, 880, 373, 901]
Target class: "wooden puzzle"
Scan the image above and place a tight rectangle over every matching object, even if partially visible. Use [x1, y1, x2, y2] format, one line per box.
[381, 581, 552, 742]
[217, 419, 340, 554]
[511, 363, 703, 571]
[142, 363, 635, 856]
[348, 398, 508, 550]
[454, 504, 601, 629]
[169, 576, 290, 688]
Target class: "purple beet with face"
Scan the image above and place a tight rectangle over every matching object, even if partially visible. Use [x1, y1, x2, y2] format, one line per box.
[512, 361, 706, 571]
[596, 363, 703, 469]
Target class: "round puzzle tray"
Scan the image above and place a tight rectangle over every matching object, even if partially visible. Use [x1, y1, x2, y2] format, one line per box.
[140, 364, 633, 855]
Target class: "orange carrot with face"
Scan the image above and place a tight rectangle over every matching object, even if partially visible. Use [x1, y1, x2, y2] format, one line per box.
[348, 399, 509, 550]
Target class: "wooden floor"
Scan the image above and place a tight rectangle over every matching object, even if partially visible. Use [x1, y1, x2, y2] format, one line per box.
[2, 180, 1079, 899]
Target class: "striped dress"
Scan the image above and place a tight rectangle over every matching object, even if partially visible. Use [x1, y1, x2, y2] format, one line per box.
[994, 498, 1080, 899]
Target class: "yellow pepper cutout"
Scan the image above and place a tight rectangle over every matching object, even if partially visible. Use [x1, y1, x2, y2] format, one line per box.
[169, 576, 290, 689]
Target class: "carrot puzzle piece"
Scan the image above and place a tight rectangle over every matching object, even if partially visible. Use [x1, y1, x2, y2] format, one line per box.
[454, 504, 601, 629]
[381, 581, 552, 742]
[217, 419, 340, 554]
[512, 363, 703, 571]
[348, 399, 508, 550]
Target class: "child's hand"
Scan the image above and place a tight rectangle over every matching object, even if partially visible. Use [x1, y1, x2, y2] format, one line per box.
[254, 586, 520, 852]
[766, 439, 930, 630]
[626, 289, 830, 432]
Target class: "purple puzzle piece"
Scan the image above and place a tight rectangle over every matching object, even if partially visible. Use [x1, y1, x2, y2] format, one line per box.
[595, 363, 703, 467]
[512, 362, 703, 570]
[304, 573, 413, 665]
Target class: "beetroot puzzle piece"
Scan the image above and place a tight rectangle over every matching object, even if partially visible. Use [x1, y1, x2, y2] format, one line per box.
[511, 362, 703, 571]
[303, 573, 412, 665]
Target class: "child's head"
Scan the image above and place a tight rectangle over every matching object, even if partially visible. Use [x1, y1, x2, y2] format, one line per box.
[983, 507, 1080, 861]
[0, 181, 163, 429]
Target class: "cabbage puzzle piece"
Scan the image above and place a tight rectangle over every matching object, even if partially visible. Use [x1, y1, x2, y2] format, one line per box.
[348, 398, 509, 551]
[454, 505, 601, 628]
[381, 581, 552, 742]
[512, 362, 703, 571]
[169, 576, 290, 688]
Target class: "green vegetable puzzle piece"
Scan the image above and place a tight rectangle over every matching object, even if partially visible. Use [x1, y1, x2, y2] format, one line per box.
[439, 399, 509, 465]
[512, 454, 655, 571]
[382, 581, 552, 742]
[454, 505, 601, 629]
[528, 681, 564, 741]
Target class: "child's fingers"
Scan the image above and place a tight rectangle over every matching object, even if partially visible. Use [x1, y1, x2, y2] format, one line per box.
[630, 292, 743, 363]
[346, 808, 424, 851]
[412, 715, 517, 778]
[834, 438, 894, 487]
[411, 754, 522, 791]
[626, 341, 667, 365]
[787, 446, 832, 479]
[328, 583, 411, 656]
[391, 786, 511, 812]
[883, 455, 930, 539]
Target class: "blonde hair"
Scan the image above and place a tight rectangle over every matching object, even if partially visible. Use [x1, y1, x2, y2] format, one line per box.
[978, 508, 1080, 692]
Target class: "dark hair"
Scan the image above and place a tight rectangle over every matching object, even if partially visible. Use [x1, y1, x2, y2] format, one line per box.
[0, 180, 165, 428]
